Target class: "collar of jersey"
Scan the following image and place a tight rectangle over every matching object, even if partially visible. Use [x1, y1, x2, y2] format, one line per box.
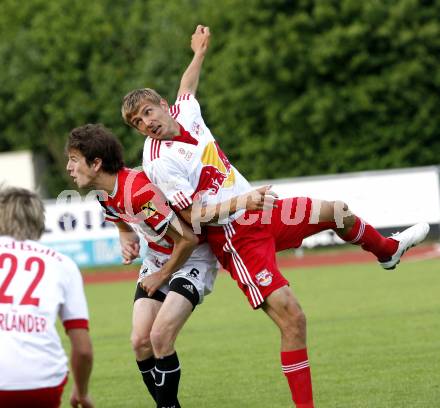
[108, 172, 119, 199]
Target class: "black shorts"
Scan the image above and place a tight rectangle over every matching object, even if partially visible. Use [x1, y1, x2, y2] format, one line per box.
[133, 283, 166, 303]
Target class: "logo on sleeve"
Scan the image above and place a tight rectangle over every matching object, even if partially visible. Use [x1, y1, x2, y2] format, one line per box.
[191, 121, 204, 137]
[141, 201, 157, 218]
[255, 269, 273, 287]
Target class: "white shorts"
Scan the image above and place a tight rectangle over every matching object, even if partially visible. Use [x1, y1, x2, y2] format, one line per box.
[138, 243, 218, 305]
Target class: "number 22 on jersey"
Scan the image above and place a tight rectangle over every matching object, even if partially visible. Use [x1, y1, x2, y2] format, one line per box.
[0, 253, 45, 306]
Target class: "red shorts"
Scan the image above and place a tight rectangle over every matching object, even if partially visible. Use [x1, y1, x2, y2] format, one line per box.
[0, 375, 67, 408]
[207, 197, 330, 308]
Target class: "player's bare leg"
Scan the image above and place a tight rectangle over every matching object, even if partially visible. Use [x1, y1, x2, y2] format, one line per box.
[150, 291, 193, 408]
[263, 286, 313, 408]
[131, 298, 162, 403]
[262, 286, 306, 350]
[150, 291, 193, 357]
[310, 199, 429, 269]
[311, 199, 355, 236]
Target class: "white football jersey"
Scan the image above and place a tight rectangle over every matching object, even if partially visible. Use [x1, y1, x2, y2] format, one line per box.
[0, 236, 89, 390]
[143, 93, 252, 225]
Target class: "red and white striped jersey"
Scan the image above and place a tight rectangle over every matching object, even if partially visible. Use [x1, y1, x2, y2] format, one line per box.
[0, 236, 88, 390]
[101, 168, 218, 274]
[98, 167, 175, 254]
[143, 93, 252, 224]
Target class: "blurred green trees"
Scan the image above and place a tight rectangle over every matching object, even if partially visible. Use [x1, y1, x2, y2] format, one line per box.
[1, 0, 439, 196]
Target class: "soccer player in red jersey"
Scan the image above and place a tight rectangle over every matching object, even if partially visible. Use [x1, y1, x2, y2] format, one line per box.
[66, 124, 205, 408]
[66, 123, 272, 407]
[121, 25, 430, 407]
[0, 187, 93, 408]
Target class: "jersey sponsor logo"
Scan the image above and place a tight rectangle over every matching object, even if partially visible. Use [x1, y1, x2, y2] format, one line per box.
[255, 269, 273, 287]
[197, 142, 236, 195]
[141, 201, 157, 218]
[0, 241, 62, 261]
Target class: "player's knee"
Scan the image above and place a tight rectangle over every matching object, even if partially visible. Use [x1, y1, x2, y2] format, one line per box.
[330, 200, 354, 228]
[273, 295, 307, 339]
[265, 287, 307, 339]
[284, 301, 307, 333]
[150, 324, 174, 356]
[130, 331, 151, 353]
[292, 308, 307, 334]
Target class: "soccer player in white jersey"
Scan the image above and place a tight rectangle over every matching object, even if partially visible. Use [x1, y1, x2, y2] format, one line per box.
[66, 123, 270, 407]
[0, 187, 93, 408]
[121, 25, 430, 407]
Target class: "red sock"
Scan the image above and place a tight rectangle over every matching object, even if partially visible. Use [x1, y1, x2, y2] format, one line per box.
[281, 348, 314, 408]
[342, 217, 398, 261]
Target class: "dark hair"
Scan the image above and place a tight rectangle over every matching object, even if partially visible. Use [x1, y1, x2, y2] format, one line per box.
[66, 124, 125, 174]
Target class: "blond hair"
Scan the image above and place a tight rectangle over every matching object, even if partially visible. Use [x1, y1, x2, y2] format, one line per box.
[0, 187, 45, 241]
[121, 88, 163, 125]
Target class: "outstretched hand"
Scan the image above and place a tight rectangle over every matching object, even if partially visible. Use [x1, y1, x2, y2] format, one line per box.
[191, 24, 210, 56]
[241, 185, 279, 211]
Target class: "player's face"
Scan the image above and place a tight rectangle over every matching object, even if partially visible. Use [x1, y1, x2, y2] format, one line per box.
[66, 149, 97, 188]
[130, 99, 178, 140]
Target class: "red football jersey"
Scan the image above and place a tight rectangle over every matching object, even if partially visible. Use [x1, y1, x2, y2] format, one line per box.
[98, 168, 174, 253]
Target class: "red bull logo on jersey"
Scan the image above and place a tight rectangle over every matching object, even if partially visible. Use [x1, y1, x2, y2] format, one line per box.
[255, 269, 273, 287]
[197, 166, 228, 195]
[196, 141, 235, 195]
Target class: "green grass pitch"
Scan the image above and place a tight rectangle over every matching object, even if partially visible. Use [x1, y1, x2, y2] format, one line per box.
[60, 258, 440, 407]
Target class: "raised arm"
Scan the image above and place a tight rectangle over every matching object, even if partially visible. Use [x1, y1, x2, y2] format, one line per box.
[177, 24, 210, 98]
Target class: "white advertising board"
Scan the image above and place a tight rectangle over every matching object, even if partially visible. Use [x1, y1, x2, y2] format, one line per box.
[41, 195, 126, 267]
[264, 167, 440, 228]
[0, 151, 35, 191]
[255, 166, 440, 248]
